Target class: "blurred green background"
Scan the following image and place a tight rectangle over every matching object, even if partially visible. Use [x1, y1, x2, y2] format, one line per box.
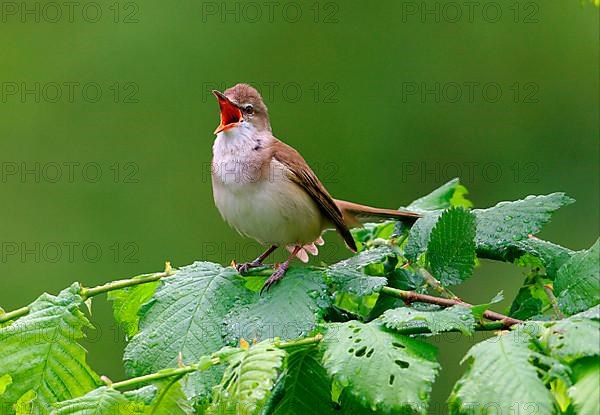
[1, 0, 598, 410]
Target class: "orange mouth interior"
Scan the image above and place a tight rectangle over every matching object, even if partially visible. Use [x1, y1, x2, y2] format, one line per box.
[214, 95, 242, 134]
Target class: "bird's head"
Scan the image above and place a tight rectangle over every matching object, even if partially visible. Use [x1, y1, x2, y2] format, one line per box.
[212, 83, 270, 135]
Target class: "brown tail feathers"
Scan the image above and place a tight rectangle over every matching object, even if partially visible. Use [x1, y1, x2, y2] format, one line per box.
[334, 199, 422, 228]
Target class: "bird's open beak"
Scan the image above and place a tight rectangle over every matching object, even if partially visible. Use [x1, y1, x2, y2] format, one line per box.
[213, 90, 242, 135]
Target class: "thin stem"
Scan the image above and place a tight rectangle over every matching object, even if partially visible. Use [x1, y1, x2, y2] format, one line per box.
[81, 272, 169, 299]
[380, 286, 523, 327]
[0, 306, 30, 323]
[111, 357, 220, 390]
[542, 283, 565, 319]
[420, 269, 457, 299]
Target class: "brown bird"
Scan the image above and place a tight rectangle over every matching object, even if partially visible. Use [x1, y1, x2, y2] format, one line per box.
[211, 83, 420, 291]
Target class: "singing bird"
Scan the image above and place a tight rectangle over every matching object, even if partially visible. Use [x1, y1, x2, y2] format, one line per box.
[211, 83, 420, 291]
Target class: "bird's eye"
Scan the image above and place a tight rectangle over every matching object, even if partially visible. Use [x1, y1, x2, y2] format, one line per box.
[244, 104, 254, 114]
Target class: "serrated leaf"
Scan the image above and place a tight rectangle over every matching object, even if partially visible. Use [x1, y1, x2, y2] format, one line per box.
[208, 340, 285, 415]
[469, 291, 503, 320]
[474, 193, 574, 260]
[448, 329, 555, 415]
[268, 346, 337, 415]
[427, 207, 476, 286]
[569, 358, 600, 415]
[133, 380, 194, 415]
[516, 238, 575, 277]
[527, 315, 600, 363]
[223, 268, 331, 343]
[0, 283, 99, 414]
[327, 246, 395, 296]
[51, 387, 144, 415]
[108, 274, 160, 338]
[322, 321, 439, 414]
[407, 178, 472, 211]
[124, 262, 254, 405]
[381, 305, 475, 335]
[554, 239, 600, 316]
[404, 212, 442, 261]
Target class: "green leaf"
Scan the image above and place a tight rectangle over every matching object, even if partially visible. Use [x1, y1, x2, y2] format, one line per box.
[569, 358, 600, 415]
[470, 291, 504, 320]
[268, 346, 337, 415]
[404, 212, 442, 261]
[208, 340, 285, 415]
[124, 262, 253, 405]
[526, 315, 600, 363]
[327, 246, 395, 296]
[448, 329, 554, 415]
[0, 375, 12, 395]
[51, 387, 144, 415]
[407, 178, 472, 211]
[108, 274, 160, 338]
[517, 238, 575, 277]
[128, 380, 194, 415]
[554, 239, 600, 316]
[474, 193, 574, 260]
[0, 284, 99, 415]
[223, 268, 331, 343]
[380, 305, 475, 335]
[322, 321, 439, 414]
[427, 207, 476, 286]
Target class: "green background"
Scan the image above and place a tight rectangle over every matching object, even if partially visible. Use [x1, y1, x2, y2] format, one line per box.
[1, 0, 598, 410]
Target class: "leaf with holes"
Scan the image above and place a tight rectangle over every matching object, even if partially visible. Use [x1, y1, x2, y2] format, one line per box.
[449, 329, 555, 415]
[207, 340, 285, 415]
[380, 305, 475, 335]
[427, 207, 476, 286]
[554, 239, 600, 316]
[474, 193, 574, 260]
[223, 268, 331, 343]
[322, 321, 439, 414]
[123, 262, 254, 406]
[267, 346, 337, 415]
[0, 283, 99, 415]
[108, 274, 161, 338]
[327, 246, 396, 296]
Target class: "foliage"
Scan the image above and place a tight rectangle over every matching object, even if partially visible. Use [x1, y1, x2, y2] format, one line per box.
[1, 178, 598, 414]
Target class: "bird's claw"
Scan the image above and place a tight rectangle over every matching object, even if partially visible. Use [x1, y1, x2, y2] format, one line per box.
[259, 265, 288, 294]
[236, 261, 261, 275]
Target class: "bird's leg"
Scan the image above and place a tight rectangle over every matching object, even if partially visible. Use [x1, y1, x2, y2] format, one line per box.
[236, 245, 278, 275]
[261, 245, 302, 293]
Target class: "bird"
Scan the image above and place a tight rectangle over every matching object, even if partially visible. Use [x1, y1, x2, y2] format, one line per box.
[210, 83, 421, 292]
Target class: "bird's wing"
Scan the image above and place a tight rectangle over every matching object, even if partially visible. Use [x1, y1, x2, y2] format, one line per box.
[270, 139, 357, 252]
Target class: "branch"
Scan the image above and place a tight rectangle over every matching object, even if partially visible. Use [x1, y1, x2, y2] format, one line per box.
[0, 269, 173, 324]
[379, 286, 523, 327]
[108, 335, 324, 390]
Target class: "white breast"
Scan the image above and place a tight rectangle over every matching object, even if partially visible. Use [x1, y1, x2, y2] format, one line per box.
[211, 127, 323, 246]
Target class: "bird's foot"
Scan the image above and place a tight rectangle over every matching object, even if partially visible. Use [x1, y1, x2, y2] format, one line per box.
[260, 263, 289, 294]
[235, 260, 269, 275]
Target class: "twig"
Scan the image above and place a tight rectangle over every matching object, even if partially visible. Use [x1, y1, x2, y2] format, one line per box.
[0, 270, 173, 324]
[420, 269, 458, 299]
[542, 283, 565, 319]
[379, 286, 523, 327]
